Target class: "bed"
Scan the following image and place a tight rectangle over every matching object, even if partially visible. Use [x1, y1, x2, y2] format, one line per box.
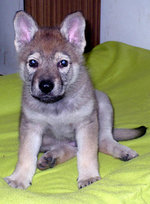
[0, 41, 150, 203]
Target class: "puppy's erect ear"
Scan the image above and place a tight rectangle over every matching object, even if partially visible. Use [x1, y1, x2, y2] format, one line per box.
[60, 12, 86, 53]
[14, 11, 38, 52]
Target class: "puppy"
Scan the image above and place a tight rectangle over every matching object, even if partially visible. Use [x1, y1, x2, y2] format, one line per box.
[4, 11, 146, 189]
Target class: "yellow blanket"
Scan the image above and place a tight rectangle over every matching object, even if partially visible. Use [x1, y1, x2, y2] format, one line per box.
[0, 41, 150, 203]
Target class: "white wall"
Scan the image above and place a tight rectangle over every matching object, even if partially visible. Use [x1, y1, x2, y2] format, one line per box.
[101, 0, 150, 50]
[0, 0, 23, 75]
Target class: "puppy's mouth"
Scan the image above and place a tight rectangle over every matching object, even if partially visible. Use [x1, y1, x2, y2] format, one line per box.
[32, 94, 64, 103]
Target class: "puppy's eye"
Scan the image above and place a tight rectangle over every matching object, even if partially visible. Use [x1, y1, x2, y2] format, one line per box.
[57, 60, 68, 68]
[29, 59, 38, 68]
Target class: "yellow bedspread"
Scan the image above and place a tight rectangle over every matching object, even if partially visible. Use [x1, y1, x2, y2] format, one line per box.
[0, 41, 150, 203]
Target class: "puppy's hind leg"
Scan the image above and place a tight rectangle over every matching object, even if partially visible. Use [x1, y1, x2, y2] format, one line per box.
[37, 142, 77, 170]
[96, 90, 138, 161]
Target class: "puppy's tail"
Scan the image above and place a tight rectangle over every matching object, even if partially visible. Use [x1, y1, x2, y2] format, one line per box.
[113, 126, 147, 141]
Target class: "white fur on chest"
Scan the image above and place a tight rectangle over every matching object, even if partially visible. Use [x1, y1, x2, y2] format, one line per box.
[23, 99, 94, 139]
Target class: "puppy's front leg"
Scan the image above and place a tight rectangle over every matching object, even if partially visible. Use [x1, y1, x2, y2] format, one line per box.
[76, 115, 100, 189]
[4, 116, 43, 189]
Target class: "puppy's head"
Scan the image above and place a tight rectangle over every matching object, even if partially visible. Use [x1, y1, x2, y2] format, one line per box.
[14, 11, 86, 103]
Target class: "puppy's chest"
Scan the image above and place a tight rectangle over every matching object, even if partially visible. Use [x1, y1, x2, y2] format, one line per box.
[48, 122, 75, 140]
[46, 111, 77, 139]
[25, 106, 81, 139]
[24, 98, 94, 139]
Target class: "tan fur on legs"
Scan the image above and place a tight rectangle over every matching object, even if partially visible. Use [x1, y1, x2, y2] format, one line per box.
[76, 113, 100, 189]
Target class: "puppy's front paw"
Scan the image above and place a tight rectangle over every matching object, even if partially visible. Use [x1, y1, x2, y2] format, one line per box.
[4, 175, 31, 189]
[78, 176, 100, 189]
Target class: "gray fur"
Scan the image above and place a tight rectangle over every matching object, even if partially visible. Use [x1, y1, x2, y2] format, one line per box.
[4, 11, 146, 189]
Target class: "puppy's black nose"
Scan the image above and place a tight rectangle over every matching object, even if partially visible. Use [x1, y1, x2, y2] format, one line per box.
[39, 80, 54, 94]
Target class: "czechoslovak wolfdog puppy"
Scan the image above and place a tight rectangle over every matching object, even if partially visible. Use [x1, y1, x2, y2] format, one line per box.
[5, 11, 146, 189]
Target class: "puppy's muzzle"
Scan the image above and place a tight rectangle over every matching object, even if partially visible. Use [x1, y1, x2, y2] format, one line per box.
[32, 79, 64, 103]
